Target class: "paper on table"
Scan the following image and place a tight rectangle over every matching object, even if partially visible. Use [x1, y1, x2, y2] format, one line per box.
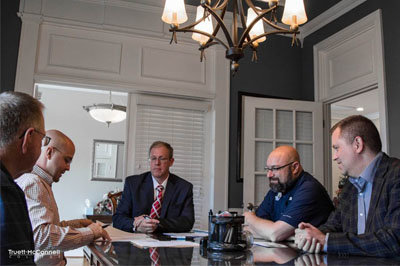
[254, 241, 288, 248]
[163, 232, 208, 238]
[105, 226, 149, 242]
[131, 239, 199, 248]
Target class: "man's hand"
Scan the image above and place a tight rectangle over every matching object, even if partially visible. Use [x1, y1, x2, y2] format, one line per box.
[79, 219, 93, 227]
[134, 215, 159, 233]
[88, 222, 111, 241]
[60, 218, 93, 228]
[244, 211, 257, 226]
[295, 253, 326, 266]
[295, 222, 325, 253]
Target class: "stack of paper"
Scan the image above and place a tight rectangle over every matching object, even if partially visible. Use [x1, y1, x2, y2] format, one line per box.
[131, 239, 199, 248]
[254, 241, 288, 248]
[105, 226, 149, 242]
[163, 232, 208, 238]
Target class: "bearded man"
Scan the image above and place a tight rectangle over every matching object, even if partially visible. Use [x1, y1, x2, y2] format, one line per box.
[244, 146, 334, 242]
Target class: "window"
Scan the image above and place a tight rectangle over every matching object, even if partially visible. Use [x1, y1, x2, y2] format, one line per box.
[132, 95, 210, 229]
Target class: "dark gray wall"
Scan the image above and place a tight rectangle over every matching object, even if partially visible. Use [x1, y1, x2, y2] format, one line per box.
[228, 1, 400, 208]
[229, 35, 304, 208]
[301, 1, 400, 159]
[1, 0, 21, 93]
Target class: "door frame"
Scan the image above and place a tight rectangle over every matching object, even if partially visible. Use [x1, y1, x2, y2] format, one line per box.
[315, 10, 388, 196]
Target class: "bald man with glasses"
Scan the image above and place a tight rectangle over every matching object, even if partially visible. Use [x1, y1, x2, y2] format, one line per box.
[16, 129, 110, 265]
[244, 146, 334, 242]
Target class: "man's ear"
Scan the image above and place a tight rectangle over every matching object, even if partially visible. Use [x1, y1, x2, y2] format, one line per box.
[21, 128, 34, 154]
[169, 157, 175, 167]
[292, 161, 300, 174]
[46, 146, 53, 160]
[353, 136, 364, 153]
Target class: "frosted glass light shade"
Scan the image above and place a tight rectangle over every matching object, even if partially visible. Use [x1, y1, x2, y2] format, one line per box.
[162, 0, 188, 25]
[282, 0, 307, 27]
[246, 7, 266, 44]
[83, 104, 126, 125]
[192, 5, 214, 44]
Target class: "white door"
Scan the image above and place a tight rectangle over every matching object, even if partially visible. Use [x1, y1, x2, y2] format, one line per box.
[242, 96, 323, 207]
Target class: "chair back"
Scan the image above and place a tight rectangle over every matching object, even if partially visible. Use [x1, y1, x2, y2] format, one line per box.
[107, 191, 122, 214]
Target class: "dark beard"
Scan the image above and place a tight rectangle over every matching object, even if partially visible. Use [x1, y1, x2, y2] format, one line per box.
[269, 171, 296, 194]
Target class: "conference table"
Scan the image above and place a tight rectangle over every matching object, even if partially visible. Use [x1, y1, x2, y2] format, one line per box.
[83, 237, 400, 265]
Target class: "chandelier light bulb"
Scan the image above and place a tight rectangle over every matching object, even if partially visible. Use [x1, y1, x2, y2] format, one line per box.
[246, 7, 266, 44]
[282, 0, 307, 28]
[192, 6, 214, 45]
[161, 0, 188, 25]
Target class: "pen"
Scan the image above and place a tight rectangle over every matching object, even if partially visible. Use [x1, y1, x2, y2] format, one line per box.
[102, 224, 110, 228]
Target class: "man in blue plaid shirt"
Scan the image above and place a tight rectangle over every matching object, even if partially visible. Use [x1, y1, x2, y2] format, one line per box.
[295, 115, 400, 257]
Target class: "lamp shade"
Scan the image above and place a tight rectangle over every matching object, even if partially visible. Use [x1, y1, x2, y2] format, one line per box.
[192, 5, 214, 44]
[83, 104, 126, 126]
[162, 0, 188, 25]
[281, 0, 307, 27]
[246, 7, 266, 44]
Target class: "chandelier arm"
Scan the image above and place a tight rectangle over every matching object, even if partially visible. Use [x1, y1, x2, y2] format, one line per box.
[174, 17, 209, 31]
[175, 2, 226, 36]
[238, 0, 251, 44]
[203, 5, 227, 47]
[209, 0, 229, 10]
[261, 16, 295, 31]
[202, 2, 234, 47]
[172, 28, 229, 50]
[244, 0, 292, 32]
[238, 8, 272, 46]
[242, 30, 294, 49]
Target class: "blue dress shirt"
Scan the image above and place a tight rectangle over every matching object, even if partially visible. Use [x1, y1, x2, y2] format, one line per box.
[323, 152, 383, 252]
[348, 152, 382, 234]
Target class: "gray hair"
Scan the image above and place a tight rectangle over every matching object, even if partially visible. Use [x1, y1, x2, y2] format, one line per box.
[0, 91, 44, 149]
[148, 141, 174, 159]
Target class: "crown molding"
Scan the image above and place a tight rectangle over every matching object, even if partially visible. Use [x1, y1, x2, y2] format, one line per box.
[300, 0, 367, 40]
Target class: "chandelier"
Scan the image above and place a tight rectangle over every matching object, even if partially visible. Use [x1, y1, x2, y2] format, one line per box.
[161, 0, 307, 73]
[83, 91, 127, 127]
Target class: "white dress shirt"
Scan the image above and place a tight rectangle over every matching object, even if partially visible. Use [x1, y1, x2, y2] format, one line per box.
[16, 165, 95, 266]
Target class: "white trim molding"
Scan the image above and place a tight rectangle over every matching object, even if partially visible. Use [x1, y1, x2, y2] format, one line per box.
[15, 0, 231, 214]
[300, 0, 367, 40]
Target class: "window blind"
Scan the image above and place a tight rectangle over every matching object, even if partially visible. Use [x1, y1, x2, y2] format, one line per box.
[134, 104, 206, 229]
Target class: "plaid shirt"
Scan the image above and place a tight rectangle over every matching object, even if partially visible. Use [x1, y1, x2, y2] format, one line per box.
[16, 165, 94, 265]
[319, 153, 400, 257]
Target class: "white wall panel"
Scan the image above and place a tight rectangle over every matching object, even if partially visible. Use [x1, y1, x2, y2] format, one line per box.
[329, 41, 374, 88]
[49, 35, 122, 73]
[105, 5, 164, 35]
[141, 47, 205, 84]
[316, 26, 377, 100]
[36, 23, 214, 98]
[43, 0, 105, 24]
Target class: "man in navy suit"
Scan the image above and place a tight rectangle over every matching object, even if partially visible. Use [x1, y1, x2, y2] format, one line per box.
[295, 115, 400, 257]
[113, 141, 194, 233]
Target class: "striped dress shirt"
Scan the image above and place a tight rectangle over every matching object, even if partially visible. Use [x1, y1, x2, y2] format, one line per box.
[16, 165, 95, 265]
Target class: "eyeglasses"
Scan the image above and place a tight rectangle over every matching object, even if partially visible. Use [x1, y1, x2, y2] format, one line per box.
[148, 157, 170, 163]
[19, 128, 51, 146]
[52, 146, 73, 165]
[264, 161, 295, 173]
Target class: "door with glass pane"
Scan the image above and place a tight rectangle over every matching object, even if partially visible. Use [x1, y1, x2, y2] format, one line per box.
[242, 96, 323, 207]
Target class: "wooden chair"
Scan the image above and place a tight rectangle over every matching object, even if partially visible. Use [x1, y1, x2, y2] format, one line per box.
[107, 191, 122, 214]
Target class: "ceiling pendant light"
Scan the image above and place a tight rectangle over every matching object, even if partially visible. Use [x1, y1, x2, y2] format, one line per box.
[83, 91, 127, 127]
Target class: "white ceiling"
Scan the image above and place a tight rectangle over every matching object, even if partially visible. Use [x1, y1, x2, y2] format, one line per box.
[331, 89, 379, 120]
